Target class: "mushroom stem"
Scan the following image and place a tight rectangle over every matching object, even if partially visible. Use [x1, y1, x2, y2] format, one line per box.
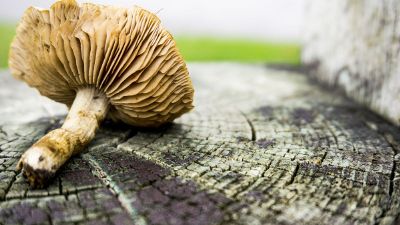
[17, 88, 109, 188]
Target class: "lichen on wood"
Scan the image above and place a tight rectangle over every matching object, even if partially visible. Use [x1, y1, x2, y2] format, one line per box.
[1, 63, 400, 225]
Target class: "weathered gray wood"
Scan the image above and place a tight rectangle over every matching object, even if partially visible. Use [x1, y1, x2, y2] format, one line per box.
[0, 63, 400, 225]
[302, 0, 400, 126]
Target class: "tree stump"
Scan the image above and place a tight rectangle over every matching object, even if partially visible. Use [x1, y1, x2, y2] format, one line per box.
[302, 0, 400, 126]
[0, 63, 399, 225]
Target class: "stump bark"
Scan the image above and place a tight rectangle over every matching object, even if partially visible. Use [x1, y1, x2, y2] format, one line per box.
[302, 0, 400, 126]
[0, 63, 400, 225]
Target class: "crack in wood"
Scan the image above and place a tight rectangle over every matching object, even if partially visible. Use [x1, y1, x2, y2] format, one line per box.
[82, 153, 147, 225]
[3, 185, 101, 201]
[357, 115, 400, 225]
[389, 162, 396, 197]
[323, 120, 339, 149]
[320, 151, 327, 165]
[2, 65, 400, 224]
[1, 172, 16, 201]
[240, 111, 256, 141]
[286, 162, 300, 185]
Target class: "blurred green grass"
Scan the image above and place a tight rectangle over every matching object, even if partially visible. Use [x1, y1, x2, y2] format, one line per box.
[0, 23, 300, 68]
[0, 23, 16, 68]
[175, 37, 300, 64]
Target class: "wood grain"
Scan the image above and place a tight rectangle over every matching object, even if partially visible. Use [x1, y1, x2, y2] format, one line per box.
[0, 63, 399, 225]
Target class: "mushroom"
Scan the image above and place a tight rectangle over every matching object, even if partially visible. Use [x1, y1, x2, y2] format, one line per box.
[9, 0, 194, 188]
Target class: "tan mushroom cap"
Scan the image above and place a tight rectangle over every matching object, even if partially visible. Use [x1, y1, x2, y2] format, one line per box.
[9, 0, 194, 127]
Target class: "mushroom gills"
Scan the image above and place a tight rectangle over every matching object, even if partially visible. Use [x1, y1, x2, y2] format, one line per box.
[16, 88, 109, 188]
[10, 1, 194, 188]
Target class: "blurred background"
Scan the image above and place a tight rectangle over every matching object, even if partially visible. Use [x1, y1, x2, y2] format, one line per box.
[0, 0, 306, 68]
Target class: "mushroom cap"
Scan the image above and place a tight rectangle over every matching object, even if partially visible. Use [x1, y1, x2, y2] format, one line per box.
[9, 0, 194, 127]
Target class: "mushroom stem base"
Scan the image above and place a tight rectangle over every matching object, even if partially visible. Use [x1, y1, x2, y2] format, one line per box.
[17, 88, 109, 188]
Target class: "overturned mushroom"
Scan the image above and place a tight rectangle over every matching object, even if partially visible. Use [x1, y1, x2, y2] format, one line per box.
[9, 0, 194, 188]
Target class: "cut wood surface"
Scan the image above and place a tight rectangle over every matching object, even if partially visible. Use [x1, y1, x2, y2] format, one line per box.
[0, 63, 400, 225]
